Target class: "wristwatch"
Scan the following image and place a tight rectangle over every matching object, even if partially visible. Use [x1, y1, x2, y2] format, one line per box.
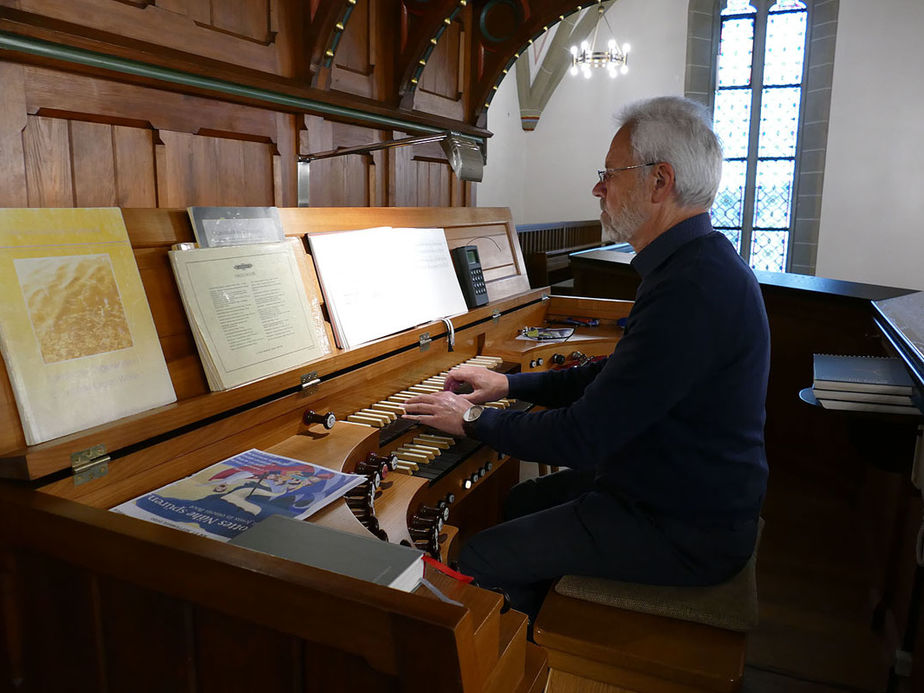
[461, 404, 485, 437]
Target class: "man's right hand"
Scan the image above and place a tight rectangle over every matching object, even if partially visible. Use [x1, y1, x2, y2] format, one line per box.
[443, 365, 509, 404]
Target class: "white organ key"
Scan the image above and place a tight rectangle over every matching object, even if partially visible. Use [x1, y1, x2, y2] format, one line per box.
[400, 445, 436, 460]
[416, 434, 453, 449]
[358, 408, 393, 423]
[371, 402, 405, 414]
[347, 414, 383, 427]
[410, 442, 441, 456]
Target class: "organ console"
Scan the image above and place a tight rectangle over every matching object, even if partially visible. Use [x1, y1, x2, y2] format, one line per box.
[0, 207, 631, 692]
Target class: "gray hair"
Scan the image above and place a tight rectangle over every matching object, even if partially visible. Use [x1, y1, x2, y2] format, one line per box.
[615, 96, 723, 209]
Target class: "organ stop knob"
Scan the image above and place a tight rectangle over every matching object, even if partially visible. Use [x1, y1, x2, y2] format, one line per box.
[303, 409, 336, 429]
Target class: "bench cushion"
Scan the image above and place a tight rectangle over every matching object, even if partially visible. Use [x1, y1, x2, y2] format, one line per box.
[555, 520, 763, 632]
[555, 554, 758, 632]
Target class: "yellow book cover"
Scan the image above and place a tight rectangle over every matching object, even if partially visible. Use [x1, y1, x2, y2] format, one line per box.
[0, 208, 177, 445]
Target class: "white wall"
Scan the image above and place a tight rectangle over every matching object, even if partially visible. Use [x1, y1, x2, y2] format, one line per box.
[479, 0, 924, 290]
[816, 0, 924, 290]
[478, 0, 688, 225]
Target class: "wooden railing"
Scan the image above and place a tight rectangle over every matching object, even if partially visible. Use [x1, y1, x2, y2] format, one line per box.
[516, 220, 603, 289]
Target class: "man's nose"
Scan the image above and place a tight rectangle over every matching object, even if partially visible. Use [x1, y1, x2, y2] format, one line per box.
[592, 180, 605, 198]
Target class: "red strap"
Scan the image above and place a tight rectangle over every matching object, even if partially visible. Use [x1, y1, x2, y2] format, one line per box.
[422, 555, 474, 583]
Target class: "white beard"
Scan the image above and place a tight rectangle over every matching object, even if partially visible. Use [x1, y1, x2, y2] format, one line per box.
[600, 196, 647, 245]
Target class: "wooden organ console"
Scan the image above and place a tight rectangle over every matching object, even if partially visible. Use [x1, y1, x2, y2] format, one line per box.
[0, 207, 630, 692]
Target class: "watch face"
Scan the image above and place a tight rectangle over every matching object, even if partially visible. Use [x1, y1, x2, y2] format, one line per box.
[463, 405, 484, 422]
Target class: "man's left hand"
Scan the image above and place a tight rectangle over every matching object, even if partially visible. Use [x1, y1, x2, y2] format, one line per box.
[402, 391, 472, 436]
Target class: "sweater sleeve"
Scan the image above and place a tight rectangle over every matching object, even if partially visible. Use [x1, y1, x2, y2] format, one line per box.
[471, 277, 720, 469]
[505, 358, 608, 408]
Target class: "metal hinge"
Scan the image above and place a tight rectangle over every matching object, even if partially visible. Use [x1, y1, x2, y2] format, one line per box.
[492, 310, 501, 324]
[71, 444, 109, 486]
[419, 332, 431, 351]
[300, 371, 320, 394]
[541, 293, 550, 302]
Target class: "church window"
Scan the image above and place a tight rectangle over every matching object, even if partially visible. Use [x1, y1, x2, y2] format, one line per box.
[711, 0, 808, 272]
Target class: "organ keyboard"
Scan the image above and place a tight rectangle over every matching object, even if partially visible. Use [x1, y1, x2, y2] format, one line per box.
[0, 207, 632, 692]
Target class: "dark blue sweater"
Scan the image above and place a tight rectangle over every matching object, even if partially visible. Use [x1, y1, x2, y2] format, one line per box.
[471, 213, 770, 526]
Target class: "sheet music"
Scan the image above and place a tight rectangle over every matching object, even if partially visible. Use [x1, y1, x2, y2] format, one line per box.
[308, 227, 468, 349]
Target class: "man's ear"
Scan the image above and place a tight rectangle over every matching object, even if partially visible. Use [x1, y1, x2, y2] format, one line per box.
[650, 162, 675, 203]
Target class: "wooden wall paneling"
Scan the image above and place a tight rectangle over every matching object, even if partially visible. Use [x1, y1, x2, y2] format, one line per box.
[70, 119, 119, 206]
[388, 135, 415, 207]
[6, 0, 289, 76]
[194, 607, 304, 693]
[414, 15, 466, 120]
[21, 111, 159, 207]
[303, 114, 383, 207]
[329, 0, 375, 98]
[207, 0, 274, 44]
[15, 553, 104, 691]
[0, 63, 28, 208]
[274, 112, 297, 206]
[9, 65, 294, 208]
[22, 115, 74, 207]
[113, 124, 158, 206]
[387, 135, 463, 208]
[302, 642, 400, 693]
[371, 147, 387, 205]
[96, 575, 195, 692]
[0, 552, 23, 689]
[394, 0, 458, 104]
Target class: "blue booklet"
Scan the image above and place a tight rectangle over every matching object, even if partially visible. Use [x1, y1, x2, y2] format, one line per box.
[111, 448, 365, 541]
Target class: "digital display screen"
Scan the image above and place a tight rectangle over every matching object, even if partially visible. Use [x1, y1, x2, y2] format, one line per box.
[466, 248, 478, 263]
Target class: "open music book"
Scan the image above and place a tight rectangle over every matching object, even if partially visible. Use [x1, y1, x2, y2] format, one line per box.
[307, 227, 468, 349]
[0, 208, 176, 445]
[169, 239, 330, 391]
[112, 448, 365, 541]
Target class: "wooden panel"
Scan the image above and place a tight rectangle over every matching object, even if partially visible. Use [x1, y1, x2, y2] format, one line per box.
[15, 554, 104, 691]
[0, 63, 296, 208]
[195, 607, 303, 693]
[208, 0, 273, 43]
[23, 115, 74, 207]
[113, 125, 158, 206]
[388, 137, 461, 208]
[415, 17, 465, 120]
[303, 115, 382, 206]
[157, 130, 276, 207]
[330, 0, 375, 98]
[71, 119, 118, 206]
[7, 0, 287, 75]
[303, 642, 399, 693]
[97, 576, 195, 692]
[0, 63, 28, 207]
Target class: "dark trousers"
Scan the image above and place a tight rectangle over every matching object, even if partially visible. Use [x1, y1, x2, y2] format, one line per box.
[457, 469, 758, 623]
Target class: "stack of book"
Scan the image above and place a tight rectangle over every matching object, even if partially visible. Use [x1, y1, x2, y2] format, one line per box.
[812, 354, 919, 415]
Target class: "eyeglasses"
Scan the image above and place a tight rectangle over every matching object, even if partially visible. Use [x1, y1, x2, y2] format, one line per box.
[597, 162, 658, 184]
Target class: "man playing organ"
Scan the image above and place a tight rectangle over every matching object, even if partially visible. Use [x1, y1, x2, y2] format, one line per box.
[403, 96, 771, 626]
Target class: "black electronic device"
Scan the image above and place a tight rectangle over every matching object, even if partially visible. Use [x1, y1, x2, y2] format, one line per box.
[450, 245, 489, 308]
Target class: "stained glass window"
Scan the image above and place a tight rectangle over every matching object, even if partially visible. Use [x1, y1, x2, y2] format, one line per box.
[711, 0, 808, 272]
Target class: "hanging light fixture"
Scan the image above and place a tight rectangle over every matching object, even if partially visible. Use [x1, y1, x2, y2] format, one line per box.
[569, 1, 631, 79]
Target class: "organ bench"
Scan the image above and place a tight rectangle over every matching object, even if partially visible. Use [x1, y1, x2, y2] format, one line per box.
[0, 206, 628, 691]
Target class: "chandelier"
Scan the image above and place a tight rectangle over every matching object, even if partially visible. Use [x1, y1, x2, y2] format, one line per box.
[569, 2, 630, 79]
